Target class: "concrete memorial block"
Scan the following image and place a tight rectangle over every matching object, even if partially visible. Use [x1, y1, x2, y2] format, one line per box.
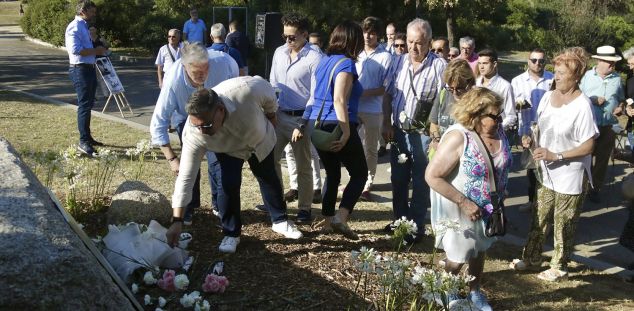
[107, 180, 171, 225]
[0, 137, 137, 310]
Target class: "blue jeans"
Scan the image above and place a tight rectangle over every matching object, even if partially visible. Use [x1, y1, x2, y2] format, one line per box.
[313, 122, 368, 216]
[176, 122, 221, 212]
[69, 65, 97, 143]
[216, 151, 288, 237]
[390, 126, 430, 236]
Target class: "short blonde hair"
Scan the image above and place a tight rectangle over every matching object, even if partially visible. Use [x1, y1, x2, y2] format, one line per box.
[451, 87, 503, 130]
[552, 47, 589, 83]
[443, 59, 475, 88]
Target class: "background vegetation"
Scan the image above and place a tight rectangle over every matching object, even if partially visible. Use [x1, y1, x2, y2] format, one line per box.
[18, 0, 634, 78]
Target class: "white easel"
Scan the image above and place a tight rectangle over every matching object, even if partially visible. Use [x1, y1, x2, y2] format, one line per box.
[96, 57, 134, 118]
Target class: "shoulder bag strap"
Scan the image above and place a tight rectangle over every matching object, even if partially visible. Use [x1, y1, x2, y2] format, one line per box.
[315, 57, 347, 128]
[166, 45, 176, 63]
[469, 130, 497, 193]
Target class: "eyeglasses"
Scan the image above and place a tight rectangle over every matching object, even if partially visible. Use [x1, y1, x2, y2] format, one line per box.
[448, 54, 458, 58]
[530, 58, 546, 65]
[393, 43, 406, 48]
[189, 119, 213, 131]
[444, 85, 470, 95]
[282, 34, 297, 42]
[483, 110, 504, 121]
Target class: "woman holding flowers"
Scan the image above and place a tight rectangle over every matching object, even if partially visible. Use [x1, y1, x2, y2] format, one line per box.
[510, 47, 598, 282]
[425, 87, 511, 310]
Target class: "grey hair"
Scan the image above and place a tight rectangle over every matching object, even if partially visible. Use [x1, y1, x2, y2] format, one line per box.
[168, 28, 181, 36]
[76, 0, 96, 15]
[406, 18, 432, 40]
[181, 42, 208, 65]
[210, 23, 226, 39]
[459, 36, 475, 48]
[186, 88, 221, 115]
[624, 47, 634, 60]
[449, 47, 460, 55]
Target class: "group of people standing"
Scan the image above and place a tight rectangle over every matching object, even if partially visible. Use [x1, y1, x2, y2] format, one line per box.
[65, 1, 633, 309]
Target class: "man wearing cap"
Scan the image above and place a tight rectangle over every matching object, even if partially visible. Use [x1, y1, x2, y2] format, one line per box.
[580, 45, 625, 202]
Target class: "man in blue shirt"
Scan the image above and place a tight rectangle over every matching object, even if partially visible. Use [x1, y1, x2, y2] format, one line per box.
[65, 0, 108, 156]
[580, 45, 625, 202]
[226, 20, 250, 74]
[208, 23, 246, 76]
[269, 13, 322, 222]
[183, 8, 207, 45]
[150, 42, 238, 225]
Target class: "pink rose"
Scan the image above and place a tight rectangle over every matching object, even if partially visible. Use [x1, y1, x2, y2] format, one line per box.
[157, 269, 177, 292]
[202, 274, 229, 293]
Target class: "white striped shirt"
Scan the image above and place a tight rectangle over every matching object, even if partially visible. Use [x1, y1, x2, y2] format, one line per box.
[387, 52, 446, 127]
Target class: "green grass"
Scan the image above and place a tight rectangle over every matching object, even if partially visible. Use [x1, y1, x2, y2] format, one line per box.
[0, 1, 21, 26]
[2, 90, 634, 310]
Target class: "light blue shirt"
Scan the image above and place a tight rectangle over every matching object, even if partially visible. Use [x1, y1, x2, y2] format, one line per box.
[387, 52, 446, 128]
[511, 70, 553, 136]
[65, 15, 95, 65]
[150, 51, 239, 146]
[580, 68, 624, 126]
[269, 42, 322, 111]
[183, 19, 207, 44]
[356, 45, 393, 114]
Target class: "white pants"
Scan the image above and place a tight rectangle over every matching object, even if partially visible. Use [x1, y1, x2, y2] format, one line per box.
[357, 111, 382, 191]
[286, 142, 322, 190]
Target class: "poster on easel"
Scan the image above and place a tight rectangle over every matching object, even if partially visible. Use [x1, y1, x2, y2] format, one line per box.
[96, 57, 124, 93]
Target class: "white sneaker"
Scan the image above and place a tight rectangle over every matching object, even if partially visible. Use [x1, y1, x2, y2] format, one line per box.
[218, 236, 240, 253]
[272, 220, 303, 239]
[518, 201, 535, 212]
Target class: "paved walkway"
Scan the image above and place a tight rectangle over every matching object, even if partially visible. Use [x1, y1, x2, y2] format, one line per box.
[1, 24, 632, 278]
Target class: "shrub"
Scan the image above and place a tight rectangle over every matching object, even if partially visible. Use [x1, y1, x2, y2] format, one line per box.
[21, 0, 74, 47]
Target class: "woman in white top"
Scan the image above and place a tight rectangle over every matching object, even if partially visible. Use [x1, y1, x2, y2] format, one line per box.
[510, 47, 598, 282]
[426, 87, 512, 310]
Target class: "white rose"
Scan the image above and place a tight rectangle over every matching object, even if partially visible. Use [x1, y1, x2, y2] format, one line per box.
[174, 274, 190, 290]
[398, 111, 408, 124]
[143, 271, 157, 285]
[195, 300, 211, 311]
[144, 294, 152, 305]
[180, 291, 200, 308]
[131, 283, 138, 294]
[627, 98, 634, 106]
[397, 153, 408, 164]
[158, 296, 167, 307]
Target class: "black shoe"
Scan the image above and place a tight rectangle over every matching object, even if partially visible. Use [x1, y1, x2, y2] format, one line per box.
[312, 189, 322, 204]
[284, 189, 298, 202]
[296, 209, 312, 223]
[255, 204, 268, 212]
[377, 146, 388, 157]
[89, 138, 104, 146]
[78, 141, 95, 157]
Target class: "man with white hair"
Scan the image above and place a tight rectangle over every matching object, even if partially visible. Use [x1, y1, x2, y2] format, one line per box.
[382, 18, 445, 243]
[155, 29, 183, 89]
[459, 36, 478, 73]
[208, 23, 246, 76]
[150, 42, 238, 225]
[580, 45, 625, 202]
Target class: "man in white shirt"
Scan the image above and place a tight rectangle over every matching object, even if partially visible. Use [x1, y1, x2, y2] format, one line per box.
[357, 16, 393, 201]
[383, 23, 396, 55]
[511, 48, 553, 212]
[155, 29, 183, 89]
[150, 42, 238, 226]
[476, 48, 517, 131]
[164, 76, 303, 253]
[269, 13, 322, 222]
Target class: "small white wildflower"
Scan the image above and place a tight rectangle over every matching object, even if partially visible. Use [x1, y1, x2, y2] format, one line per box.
[143, 271, 157, 285]
[194, 299, 211, 311]
[174, 274, 190, 290]
[397, 153, 408, 164]
[131, 283, 138, 294]
[158, 296, 167, 307]
[144, 294, 152, 305]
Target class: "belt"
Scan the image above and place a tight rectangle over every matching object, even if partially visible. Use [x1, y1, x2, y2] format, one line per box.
[69, 63, 95, 68]
[280, 109, 305, 117]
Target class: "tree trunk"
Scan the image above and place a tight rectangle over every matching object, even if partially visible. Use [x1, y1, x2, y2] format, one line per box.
[446, 7, 455, 47]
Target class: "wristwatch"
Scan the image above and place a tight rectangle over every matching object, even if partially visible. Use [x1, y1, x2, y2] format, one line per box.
[556, 153, 564, 161]
[296, 124, 306, 132]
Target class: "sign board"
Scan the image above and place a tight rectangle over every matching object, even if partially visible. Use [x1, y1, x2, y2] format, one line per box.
[96, 57, 124, 93]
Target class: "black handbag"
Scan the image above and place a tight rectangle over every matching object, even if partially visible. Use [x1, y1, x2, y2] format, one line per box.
[311, 58, 346, 151]
[471, 131, 506, 237]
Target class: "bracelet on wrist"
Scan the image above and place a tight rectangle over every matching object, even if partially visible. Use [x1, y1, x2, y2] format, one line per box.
[167, 156, 178, 162]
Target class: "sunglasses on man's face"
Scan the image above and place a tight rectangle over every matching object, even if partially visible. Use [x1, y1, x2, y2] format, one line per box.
[394, 43, 406, 48]
[189, 120, 213, 131]
[432, 48, 444, 53]
[282, 34, 297, 42]
[448, 54, 458, 58]
[530, 58, 546, 65]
